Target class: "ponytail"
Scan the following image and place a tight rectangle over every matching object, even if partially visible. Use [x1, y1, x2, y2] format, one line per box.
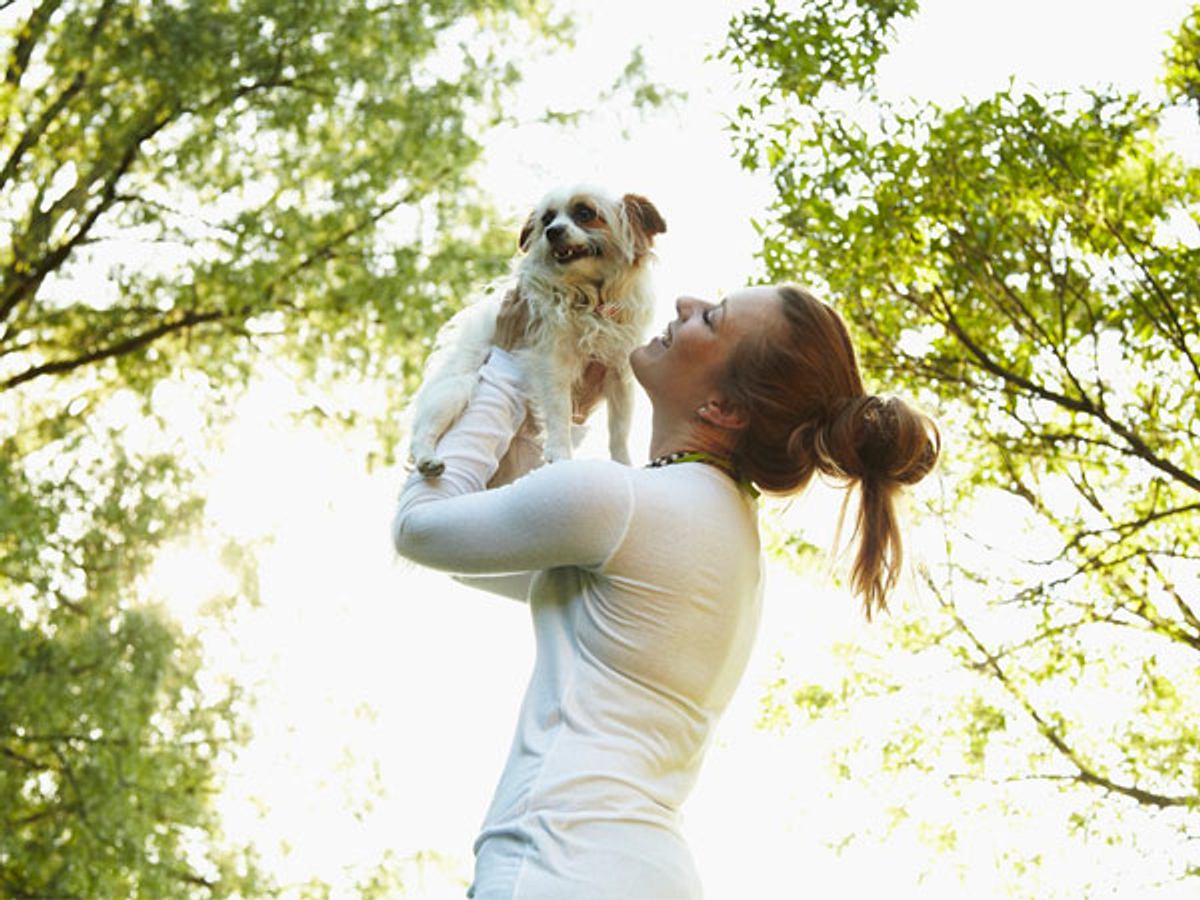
[720, 285, 941, 619]
[821, 396, 940, 620]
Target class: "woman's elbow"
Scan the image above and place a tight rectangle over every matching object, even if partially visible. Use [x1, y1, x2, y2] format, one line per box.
[391, 507, 428, 562]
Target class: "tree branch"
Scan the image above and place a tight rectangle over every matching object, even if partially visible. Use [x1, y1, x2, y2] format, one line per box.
[1062, 501, 1200, 557]
[9, 804, 71, 828]
[166, 865, 217, 892]
[927, 573, 1198, 810]
[1, 0, 117, 187]
[945, 226, 1085, 393]
[1, 308, 223, 390]
[4, 0, 65, 88]
[7, 731, 232, 748]
[1, 109, 178, 323]
[1, 744, 49, 770]
[0, 70, 86, 190]
[1109, 571, 1200, 653]
[926, 284, 1200, 493]
[1101, 214, 1200, 385]
[1145, 554, 1200, 635]
[48, 744, 91, 828]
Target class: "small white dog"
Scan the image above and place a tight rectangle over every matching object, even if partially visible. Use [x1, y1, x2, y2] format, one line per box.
[406, 185, 666, 476]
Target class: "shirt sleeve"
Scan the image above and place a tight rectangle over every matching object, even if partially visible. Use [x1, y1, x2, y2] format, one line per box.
[392, 348, 634, 576]
[450, 572, 537, 603]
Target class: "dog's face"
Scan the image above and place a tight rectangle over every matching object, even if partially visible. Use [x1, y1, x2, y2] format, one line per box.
[517, 186, 666, 284]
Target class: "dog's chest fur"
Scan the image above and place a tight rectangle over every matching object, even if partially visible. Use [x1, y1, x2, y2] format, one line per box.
[522, 277, 654, 365]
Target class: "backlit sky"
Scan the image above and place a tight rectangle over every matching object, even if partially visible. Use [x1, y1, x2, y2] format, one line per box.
[142, 1, 1198, 896]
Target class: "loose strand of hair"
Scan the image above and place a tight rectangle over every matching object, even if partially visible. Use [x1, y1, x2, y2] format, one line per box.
[850, 475, 902, 622]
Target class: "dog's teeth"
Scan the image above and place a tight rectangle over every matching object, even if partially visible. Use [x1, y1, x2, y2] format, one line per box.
[553, 245, 594, 263]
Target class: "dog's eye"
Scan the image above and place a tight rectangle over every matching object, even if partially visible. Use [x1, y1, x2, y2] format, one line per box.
[541, 210, 555, 227]
[572, 204, 596, 224]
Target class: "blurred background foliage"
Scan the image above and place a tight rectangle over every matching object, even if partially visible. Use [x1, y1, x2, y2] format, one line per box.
[725, 0, 1199, 892]
[2, 0, 1197, 896]
[0, 0, 568, 894]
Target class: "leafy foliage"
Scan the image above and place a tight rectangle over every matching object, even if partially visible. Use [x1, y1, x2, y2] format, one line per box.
[1166, 4, 1200, 114]
[726, 0, 1200, 892]
[0, 0, 565, 894]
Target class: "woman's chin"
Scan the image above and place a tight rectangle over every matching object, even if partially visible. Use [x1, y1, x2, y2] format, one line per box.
[629, 344, 652, 385]
[634, 327, 678, 384]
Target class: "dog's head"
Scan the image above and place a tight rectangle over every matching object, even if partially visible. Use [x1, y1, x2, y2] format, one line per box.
[517, 186, 666, 284]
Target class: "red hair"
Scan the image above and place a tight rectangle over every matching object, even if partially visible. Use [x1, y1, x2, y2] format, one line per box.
[718, 285, 940, 620]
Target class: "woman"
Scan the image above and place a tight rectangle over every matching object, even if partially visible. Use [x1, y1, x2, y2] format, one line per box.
[393, 283, 940, 899]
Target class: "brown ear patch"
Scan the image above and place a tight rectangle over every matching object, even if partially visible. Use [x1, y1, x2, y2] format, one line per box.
[622, 194, 667, 245]
[519, 211, 537, 252]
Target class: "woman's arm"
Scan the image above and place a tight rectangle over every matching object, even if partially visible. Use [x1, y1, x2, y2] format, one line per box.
[454, 412, 588, 602]
[392, 349, 632, 575]
[450, 571, 537, 603]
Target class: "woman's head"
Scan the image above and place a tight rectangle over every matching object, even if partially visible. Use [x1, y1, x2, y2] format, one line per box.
[720, 284, 940, 619]
[629, 285, 784, 433]
[632, 283, 940, 621]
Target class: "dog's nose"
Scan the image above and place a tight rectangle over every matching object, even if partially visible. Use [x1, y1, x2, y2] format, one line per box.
[546, 224, 566, 243]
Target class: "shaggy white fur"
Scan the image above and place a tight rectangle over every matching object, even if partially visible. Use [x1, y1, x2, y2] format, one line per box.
[406, 185, 666, 476]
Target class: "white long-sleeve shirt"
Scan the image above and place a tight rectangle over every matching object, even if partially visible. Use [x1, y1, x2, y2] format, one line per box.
[393, 348, 764, 900]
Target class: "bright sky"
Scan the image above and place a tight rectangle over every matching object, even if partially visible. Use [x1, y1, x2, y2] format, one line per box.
[140, 1, 1198, 897]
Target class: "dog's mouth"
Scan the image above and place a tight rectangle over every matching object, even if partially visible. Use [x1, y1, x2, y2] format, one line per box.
[552, 243, 599, 264]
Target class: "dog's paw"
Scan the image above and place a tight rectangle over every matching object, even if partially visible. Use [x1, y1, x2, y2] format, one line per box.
[544, 444, 573, 464]
[417, 457, 446, 478]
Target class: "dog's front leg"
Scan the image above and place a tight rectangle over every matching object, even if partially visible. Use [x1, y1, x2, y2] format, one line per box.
[521, 345, 575, 464]
[603, 363, 635, 466]
[409, 374, 478, 477]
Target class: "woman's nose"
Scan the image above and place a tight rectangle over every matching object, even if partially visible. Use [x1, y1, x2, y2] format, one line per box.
[675, 296, 699, 318]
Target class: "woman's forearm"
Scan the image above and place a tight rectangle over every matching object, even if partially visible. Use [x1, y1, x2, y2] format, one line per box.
[394, 348, 528, 548]
[392, 347, 630, 577]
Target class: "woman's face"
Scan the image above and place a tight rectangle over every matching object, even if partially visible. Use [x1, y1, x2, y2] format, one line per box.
[630, 285, 784, 417]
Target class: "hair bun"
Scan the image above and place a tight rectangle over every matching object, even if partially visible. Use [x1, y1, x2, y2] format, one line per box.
[856, 396, 896, 473]
[818, 395, 939, 486]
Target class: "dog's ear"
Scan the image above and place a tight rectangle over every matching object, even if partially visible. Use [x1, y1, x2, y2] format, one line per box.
[622, 194, 667, 247]
[519, 211, 537, 253]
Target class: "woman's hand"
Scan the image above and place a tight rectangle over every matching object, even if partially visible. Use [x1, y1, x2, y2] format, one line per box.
[494, 289, 529, 351]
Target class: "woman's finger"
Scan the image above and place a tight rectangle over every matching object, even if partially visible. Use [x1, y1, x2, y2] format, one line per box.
[494, 289, 529, 350]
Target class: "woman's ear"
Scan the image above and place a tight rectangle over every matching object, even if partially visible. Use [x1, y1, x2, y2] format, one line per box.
[697, 397, 748, 431]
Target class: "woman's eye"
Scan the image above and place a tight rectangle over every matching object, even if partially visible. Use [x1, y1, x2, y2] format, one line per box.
[703, 308, 713, 326]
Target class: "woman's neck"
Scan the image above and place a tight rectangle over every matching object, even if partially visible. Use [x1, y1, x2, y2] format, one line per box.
[647, 410, 735, 462]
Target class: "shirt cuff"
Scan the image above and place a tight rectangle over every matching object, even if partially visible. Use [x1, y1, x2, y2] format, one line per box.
[485, 346, 527, 390]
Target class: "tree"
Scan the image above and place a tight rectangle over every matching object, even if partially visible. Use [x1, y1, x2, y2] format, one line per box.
[0, 0, 565, 895]
[724, 1, 1200, 892]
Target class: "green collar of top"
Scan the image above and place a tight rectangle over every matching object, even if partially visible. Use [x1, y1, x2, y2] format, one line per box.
[645, 450, 760, 500]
